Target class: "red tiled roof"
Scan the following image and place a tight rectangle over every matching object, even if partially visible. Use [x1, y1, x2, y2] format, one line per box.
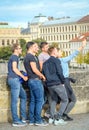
[77, 15, 89, 23]
[70, 32, 89, 42]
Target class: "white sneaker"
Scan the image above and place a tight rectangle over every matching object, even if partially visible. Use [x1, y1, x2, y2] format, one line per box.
[35, 122, 48, 126]
[49, 118, 54, 124]
[54, 118, 67, 125]
[12, 120, 27, 127]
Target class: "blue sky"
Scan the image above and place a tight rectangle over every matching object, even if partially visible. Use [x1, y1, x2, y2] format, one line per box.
[0, 0, 89, 27]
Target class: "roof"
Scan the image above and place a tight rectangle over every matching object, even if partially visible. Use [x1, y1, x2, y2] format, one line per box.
[30, 14, 48, 24]
[0, 24, 16, 28]
[21, 28, 30, 34]
[70, 32, 89, 42]
[77, 15, 89, 23]
[42, 17, 81, 26]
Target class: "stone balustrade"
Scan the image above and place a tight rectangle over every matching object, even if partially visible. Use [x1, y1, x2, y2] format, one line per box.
[0, 70, 89, 122]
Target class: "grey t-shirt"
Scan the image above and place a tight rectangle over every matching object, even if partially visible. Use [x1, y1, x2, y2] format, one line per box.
[38, 52, 50, 63]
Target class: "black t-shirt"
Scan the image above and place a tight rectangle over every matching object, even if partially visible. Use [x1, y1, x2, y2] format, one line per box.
[24, 53, 40, 79]
[8, 55, 19, 78]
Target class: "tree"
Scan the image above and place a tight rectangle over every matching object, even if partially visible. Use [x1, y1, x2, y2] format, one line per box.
[0, 46, 12, 60]
[84, 51, 89, 64]
[19, 39, 27, 56]
[50, 42, 59, 48]
[75, 52, 84, 65]
[32, 38, 46, 46]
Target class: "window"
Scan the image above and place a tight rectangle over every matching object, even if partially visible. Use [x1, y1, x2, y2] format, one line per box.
[2, 39, 5, 45]
[7, 39, 9, 45]
[12, 40, 14, 44]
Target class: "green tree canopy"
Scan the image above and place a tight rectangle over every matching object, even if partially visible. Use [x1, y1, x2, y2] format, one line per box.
[84, 51, 89, 64]
[0, 46, 12, 60]
[19, 39, 27, 56]
[75, 52, 84, 64]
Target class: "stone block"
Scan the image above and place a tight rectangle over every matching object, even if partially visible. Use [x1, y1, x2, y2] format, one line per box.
[0, 109, 12, 123]
[0, 91, 10, 109]
[70, 101, 89, 114]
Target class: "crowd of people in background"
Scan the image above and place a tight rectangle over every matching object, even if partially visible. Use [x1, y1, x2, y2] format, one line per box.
[7, 38, 86, 127]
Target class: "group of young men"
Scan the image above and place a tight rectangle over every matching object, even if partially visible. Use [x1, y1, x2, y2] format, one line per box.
[7, 38, 86, 127]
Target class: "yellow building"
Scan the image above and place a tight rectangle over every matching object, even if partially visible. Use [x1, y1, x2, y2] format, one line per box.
[0, 22, 21, 47]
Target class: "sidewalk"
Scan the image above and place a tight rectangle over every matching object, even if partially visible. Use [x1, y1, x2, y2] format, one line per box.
[0, 113, 89, 130]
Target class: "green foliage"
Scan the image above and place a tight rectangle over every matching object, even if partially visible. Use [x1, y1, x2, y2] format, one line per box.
[19, 39, 27, 56]
[32, 38, 46, 46]
[75, 52, 84, 64]
[50, 42, 59, 48]
[84, 51, 89, 64]
[0, 46, 12, 60]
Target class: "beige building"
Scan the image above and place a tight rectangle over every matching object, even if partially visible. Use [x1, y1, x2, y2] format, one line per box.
[27, 14, 89, 56]
[0, 23, 21, 47]
[69, 32, 89, 66]
[0, 14, 89, 58]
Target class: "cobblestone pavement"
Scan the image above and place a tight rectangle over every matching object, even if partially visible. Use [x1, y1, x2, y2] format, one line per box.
[0, 113, 89, 130]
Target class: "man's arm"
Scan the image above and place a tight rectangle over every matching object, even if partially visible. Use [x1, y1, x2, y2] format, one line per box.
[60, 38, 86, 62]
[30, 62, 45, 80]
[12, 61, 28, 81]
[39, 61, 43, 71]
[78, 38, 86, 51]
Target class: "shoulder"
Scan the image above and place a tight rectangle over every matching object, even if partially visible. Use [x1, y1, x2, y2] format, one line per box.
[10, 55, 18, 61]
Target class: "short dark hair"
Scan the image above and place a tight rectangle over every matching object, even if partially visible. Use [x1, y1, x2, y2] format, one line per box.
[26, 41, 36, 50]
[11, 43, 20, 52]
[39, 42, 48, 49]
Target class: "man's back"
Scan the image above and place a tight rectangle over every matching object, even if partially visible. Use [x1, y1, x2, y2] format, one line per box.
[42, 56, 64, 86]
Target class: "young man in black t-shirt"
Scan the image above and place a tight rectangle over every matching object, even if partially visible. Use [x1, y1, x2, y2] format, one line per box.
[24, 41, 48, 126]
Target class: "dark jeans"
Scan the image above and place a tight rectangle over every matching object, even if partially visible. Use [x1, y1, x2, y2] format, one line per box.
[28, 78, 44, 123]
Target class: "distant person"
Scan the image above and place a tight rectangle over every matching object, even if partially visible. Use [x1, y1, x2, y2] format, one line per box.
[7, 43, 28, 127]
[24, 41, 48, 126]
[58, 38, 86, 121]
[42, 47, 68, 125]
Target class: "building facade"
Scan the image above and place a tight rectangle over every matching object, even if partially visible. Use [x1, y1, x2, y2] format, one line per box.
[0, 15, 89, 65]
[0, 23, 21, 47]
[28, 14, 89, 57]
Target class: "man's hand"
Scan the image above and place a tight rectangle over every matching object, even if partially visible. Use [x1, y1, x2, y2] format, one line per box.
[23, 76, 28, 81]
[40, 74, 46, 81]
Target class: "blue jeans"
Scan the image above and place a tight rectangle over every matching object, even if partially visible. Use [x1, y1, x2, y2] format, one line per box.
[28, 79, 44, 123]
[8, 78, 27, 122]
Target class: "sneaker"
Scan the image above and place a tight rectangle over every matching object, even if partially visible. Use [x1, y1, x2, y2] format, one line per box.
[21, 118, 29, 123]
[54, 118, 67, 125]
[12, 120, 27, 127]
[35, 122, 48, 126]
[49, 118, 54, 124]
[62, 114, 73, 121]
[29, 123, 34, 126]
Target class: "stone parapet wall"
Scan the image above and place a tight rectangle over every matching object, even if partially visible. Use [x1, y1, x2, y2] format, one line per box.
[0, 70, 89, 122]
